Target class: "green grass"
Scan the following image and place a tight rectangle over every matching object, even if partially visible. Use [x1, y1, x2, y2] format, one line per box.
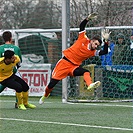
[0, 96, 133, 133]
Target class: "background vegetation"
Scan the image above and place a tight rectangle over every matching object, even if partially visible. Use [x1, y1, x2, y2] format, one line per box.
[0, 0, 132, 29]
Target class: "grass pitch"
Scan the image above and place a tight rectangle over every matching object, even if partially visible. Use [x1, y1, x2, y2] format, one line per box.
[0, 96, 133, 133]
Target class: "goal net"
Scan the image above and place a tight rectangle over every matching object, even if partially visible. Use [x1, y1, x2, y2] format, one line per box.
[68, 26, 133, 102]
[12, 26, 133, 102]
[0, 0, 132, 102]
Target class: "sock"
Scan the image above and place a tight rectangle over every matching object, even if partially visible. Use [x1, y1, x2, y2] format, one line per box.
[22, 91, 28, 105]
[44, 86, 53, 97]
[16, 92, 23, 105]
[83, 72, 92, 86]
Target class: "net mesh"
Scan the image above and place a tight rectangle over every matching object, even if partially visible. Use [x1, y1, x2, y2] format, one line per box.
[0, 0, 133, 101]
[68, 28, 133, 102]
[15, 27, 133, 102]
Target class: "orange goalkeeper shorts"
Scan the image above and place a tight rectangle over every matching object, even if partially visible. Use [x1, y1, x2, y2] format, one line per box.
[52, 58, 79, 80]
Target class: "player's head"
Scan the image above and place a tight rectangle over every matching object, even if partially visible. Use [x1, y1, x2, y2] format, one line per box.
[2, 31, 12, 43]
[90, 36, 102, 50]
[4, 50, 15, 64]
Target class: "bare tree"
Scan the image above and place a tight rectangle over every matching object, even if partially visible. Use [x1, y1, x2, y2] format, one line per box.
[69, 0, 132, 27]
[0, 0, 62, 29]
[0, 0, 132, 29]
[70, 0, 101, 28]
[96, 0, 132, 26]
[1, 0, 37, 29]
[28, 0, 61, 28]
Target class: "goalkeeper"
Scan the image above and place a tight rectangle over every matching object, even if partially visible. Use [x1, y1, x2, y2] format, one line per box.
[39, 13, 111, 104]
[0, 31, 22, 108]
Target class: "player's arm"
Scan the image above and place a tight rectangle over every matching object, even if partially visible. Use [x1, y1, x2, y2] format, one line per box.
[79, 19, 88, 32]
[98, 29, 111, 56]
[17, 49, 22, 69]
[12, 55, 20, 73]
[16, 47, 22, 69]
[14, 55, 20, 64]
[95, 42, 108, 56]
[99, 42, 108, 55]
[79, 12, 98, 32]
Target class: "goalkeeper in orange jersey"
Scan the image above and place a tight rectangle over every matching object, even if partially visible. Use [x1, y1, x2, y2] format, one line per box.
[39, 13, 111, 104]
[0, 50, 36, 110]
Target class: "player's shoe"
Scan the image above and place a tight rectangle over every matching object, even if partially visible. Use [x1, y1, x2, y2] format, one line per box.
[18, 104, 27, 110]
[39, 96, 45, 105]
[87, 81, 101, 91]
[25, 103, 36, 109]
[39, 94, 50, 105]
[15, 102, 18, 108]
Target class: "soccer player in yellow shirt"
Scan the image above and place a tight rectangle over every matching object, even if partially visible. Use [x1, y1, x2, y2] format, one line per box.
[0, 50, 36, 110]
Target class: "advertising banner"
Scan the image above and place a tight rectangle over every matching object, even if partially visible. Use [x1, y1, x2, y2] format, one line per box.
[0, 64, 51, 96]
[103, 65, 133, 98]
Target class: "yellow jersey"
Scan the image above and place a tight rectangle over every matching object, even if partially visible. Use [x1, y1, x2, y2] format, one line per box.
[0, 55, 20, 82]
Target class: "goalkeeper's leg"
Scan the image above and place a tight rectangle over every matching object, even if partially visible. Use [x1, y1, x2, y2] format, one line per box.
[73, 67, 101, 91]
[39, 79, 59, 104]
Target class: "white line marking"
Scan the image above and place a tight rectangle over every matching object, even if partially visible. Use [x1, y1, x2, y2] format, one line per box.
[66, 102, 133, 108]
[84, 103, 133, 108]
[0, 118, 133, 131]
[0, 100, 133, 107]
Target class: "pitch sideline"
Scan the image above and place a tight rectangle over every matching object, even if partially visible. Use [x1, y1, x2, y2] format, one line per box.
[0, 117, 133, 131]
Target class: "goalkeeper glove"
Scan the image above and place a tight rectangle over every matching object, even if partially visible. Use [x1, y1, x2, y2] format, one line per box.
[87, 12, 98, 20]
[101, 28, 111, 42]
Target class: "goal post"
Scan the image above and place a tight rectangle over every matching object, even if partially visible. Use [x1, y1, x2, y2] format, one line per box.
[62, 0, 70, 103]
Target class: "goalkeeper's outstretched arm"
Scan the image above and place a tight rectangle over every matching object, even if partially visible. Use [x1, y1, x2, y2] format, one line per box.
[79, 19, 88, 32]
[98, 29, 111, 56]
[99, 42, 108, 55]
[79, 12, 98, 32]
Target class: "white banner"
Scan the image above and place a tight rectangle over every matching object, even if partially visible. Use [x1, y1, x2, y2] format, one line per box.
[0, 64, 51, 96]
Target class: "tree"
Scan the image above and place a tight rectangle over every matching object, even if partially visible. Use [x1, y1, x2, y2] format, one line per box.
[0, 0, 132, 29]
[0, 0, 62, 29]
[1, 0, 36, 29]
[69, 0, 132, 27]
[26, 0, 61, 28]
[97, 0, 132, 26]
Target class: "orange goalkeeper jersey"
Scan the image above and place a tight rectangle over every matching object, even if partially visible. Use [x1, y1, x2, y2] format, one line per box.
[63, 30, 96, 65]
